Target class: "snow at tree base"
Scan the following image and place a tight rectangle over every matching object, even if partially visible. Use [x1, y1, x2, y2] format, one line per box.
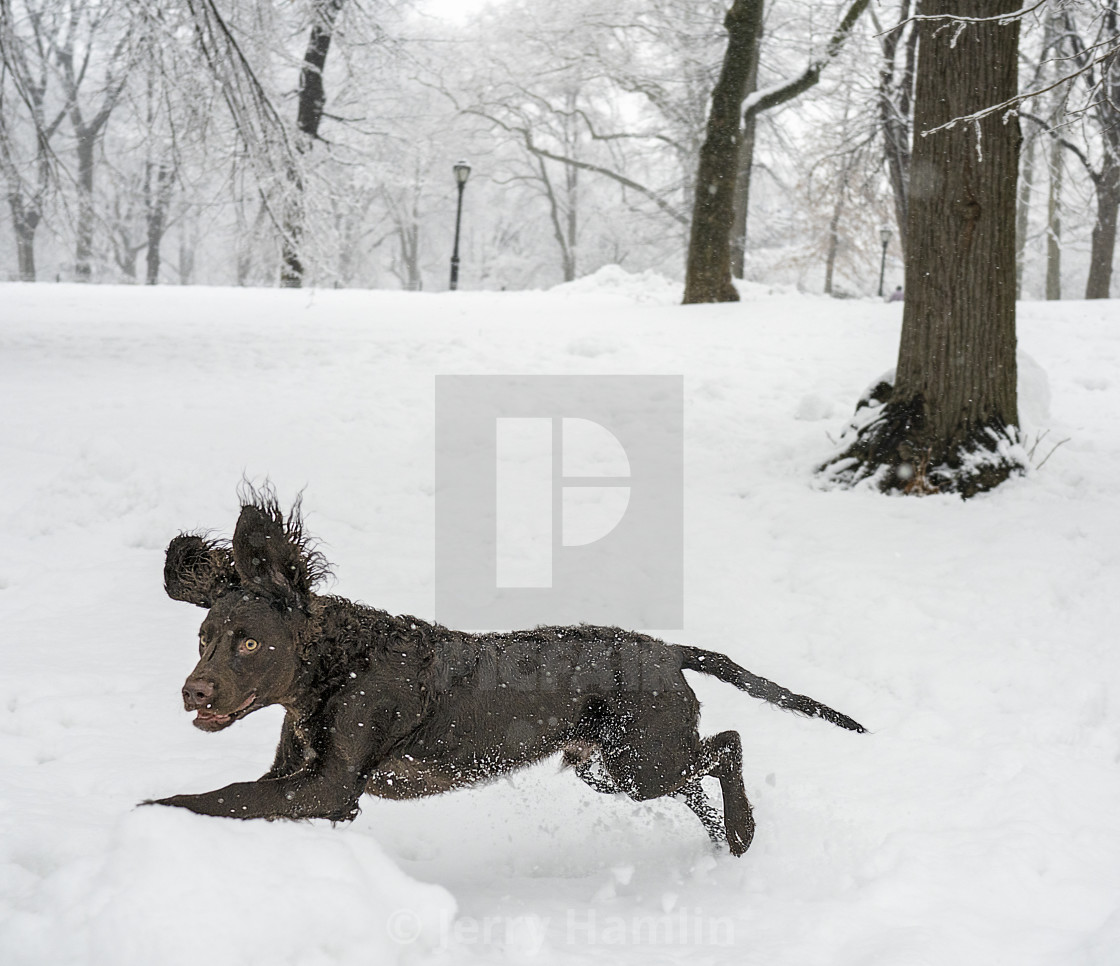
[1, 273, 1119, 966]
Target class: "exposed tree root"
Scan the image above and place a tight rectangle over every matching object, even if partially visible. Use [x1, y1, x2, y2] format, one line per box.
[819, 389, 1027, 499]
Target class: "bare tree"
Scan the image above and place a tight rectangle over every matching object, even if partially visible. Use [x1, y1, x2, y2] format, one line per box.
[684, 0, 869, 304]
[871, 0, 919, 253]
[1067, 1, 1120, 299]
[0, 0, 73, 280]
[822, 0, 1023, 497]
[281, 0, 346, 287]
[381, 162, 425, 291]
[51, 1, 133, 280]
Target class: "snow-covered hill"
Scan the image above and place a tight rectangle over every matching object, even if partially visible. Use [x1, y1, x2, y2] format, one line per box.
[1, 275, 1118, 966]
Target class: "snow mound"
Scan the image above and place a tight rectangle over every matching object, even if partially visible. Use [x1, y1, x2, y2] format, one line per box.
[3, 809, 455, 966]
[550, 264, 681, 304]
[1017, 350, 1052, 432]
[793, 393, 835, 421]
[732, 278, 803, 300]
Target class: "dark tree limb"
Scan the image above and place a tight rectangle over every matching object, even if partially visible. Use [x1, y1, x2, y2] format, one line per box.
[741, 0, 871, 124]
[684, 0, 869, 304]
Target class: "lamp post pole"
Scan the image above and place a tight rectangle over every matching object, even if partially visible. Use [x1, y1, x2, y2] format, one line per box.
[878, 226, 892, 298]
[450, 160, 471, 291]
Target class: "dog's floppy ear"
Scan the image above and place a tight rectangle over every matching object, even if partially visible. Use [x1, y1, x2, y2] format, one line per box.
[164, 534, 239, 608]
[231, 497, 320, 608]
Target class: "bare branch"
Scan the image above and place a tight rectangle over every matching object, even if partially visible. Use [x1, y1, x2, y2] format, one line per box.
[742, 0, 871, 123]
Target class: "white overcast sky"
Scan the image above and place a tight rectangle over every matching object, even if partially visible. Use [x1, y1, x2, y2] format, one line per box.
[421, 0, 495, 22]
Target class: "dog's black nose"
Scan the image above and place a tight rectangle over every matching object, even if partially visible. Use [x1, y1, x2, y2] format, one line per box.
[182, 678, 215, 709]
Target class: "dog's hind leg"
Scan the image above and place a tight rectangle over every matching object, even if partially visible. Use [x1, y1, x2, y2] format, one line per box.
[673, 780, 726, 845]
[564, 747, 619, 795]
[570, 746, 726, 846]
[701, 731, 754, 855]
[601, 727, 755, 856]
[569, 744, 726, 845]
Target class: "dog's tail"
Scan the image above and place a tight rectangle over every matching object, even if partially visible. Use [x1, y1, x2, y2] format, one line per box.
[677, 646, 866, 733]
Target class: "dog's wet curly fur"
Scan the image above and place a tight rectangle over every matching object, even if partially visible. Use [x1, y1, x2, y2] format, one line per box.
[148, 486, 865, 855]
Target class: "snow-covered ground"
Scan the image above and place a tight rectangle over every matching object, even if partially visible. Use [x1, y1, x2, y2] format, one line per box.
[1, 273, 1119, 966]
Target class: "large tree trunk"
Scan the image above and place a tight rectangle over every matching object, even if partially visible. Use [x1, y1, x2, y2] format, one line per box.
[729, 5, 763, 280]
[821, 0, 1022, 498]
[1086, 161, 1120, 299]
[682, 0, 764, 304]
[281, 0, 346, 288]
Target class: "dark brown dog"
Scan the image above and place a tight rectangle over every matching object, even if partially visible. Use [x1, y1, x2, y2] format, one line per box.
[148, 488, 865, 855]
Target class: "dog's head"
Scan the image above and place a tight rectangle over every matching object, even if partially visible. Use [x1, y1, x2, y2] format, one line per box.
[164, 490, 327, 731]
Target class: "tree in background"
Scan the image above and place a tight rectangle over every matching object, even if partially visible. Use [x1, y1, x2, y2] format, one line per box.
[0, 0, 1113, 294]
[870, 0, 918, 255]
[54, 2, 133, 281]
[1067, 1, 1120, 299]
[822, 0, 1023, 497]
[681, 0, 763, 303]
[281, 0, 346, 287]
[682, 0, 869, 304]
[0, 0, 69, 281]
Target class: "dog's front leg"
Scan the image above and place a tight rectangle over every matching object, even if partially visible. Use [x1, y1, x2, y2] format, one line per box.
[147, 741, 374, 821]
[149, 771, 361, 821]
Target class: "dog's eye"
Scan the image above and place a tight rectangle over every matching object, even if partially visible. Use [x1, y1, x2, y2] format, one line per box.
[243, 638, 260, 652]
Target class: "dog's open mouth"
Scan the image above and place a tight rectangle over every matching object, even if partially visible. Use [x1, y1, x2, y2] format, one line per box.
[193, 693, 257, 731]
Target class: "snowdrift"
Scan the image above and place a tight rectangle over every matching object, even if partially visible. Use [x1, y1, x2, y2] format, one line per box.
[1, 274, 1118, 966]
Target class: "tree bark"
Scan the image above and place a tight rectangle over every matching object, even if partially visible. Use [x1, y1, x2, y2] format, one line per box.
[1045, 136, 1061, 300]
[1015, 127, 1036, 298]
[821, 0, 1023, 498]
[823, 199, 841, 296]
[74, 133, 96, 281]
[1086, 164, 1120, 299]
[824, 153, 855, 296]
[8, 197, 39, 282]
[280, 0, 346, 288]
[682, 0, 765, 304]
[729, 2, 764, 280]
[1067, 2, 1120, 298]
[15, 222, 36, 282]
[145, 161, 175, 286]
[877, 1, 918, 255]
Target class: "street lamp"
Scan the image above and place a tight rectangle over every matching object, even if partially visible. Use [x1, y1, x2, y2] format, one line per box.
[449, 160, 471, 291]
[877, 225, 892, 298]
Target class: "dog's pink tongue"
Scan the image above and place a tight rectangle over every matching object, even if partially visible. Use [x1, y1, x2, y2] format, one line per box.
[196, 710, 230, 723]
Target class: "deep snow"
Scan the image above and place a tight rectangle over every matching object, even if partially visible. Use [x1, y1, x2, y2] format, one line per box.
[1, 274, 1119, 966]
